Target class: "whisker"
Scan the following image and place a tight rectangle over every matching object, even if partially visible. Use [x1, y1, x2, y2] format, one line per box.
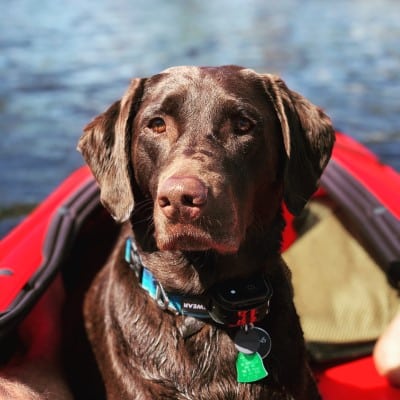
[132, 199, 154, 215]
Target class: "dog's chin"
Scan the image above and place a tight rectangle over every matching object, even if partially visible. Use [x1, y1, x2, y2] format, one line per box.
[155, 226, 240, 254]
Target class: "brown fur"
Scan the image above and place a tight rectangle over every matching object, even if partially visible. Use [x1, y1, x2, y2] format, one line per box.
[78, 65, 335, 399]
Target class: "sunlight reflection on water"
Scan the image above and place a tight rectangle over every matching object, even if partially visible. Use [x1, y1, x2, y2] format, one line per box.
[1, 0, 399, 235]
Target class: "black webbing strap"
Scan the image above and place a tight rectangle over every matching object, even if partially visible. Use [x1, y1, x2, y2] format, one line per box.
[320, 160, 400, 291]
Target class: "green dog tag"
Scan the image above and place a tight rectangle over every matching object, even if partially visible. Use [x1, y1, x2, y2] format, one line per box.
[236, 352, 268, 383]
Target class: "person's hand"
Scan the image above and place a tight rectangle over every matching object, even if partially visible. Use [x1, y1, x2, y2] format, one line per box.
[373, 309, 400, 387]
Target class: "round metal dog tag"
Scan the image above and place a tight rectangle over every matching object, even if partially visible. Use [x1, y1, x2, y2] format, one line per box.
[253, 327, 272, 359]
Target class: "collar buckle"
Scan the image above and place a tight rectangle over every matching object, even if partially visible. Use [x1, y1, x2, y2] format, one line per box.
[155, 281, 175, 313]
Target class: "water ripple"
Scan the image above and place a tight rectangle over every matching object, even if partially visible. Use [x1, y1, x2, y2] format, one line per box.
[1, 0, 399, 236]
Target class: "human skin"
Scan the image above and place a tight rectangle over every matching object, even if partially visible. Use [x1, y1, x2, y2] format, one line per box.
[373, 309, 400, 387]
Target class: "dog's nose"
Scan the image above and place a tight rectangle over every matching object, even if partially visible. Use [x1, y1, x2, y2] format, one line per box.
[157, 176, 208, 222]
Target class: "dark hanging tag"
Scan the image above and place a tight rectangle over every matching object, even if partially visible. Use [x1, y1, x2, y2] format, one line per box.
[234, 326, 260, 354]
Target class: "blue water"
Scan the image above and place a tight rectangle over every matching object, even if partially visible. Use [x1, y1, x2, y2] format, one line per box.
[1, 0, 399, 236]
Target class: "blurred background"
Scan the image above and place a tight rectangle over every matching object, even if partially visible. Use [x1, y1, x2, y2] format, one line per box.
[1, 0, 399, 237]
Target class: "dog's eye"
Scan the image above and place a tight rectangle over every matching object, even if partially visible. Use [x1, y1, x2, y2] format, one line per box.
[148, 117, 166, 133]
[235, 117, 254, 134]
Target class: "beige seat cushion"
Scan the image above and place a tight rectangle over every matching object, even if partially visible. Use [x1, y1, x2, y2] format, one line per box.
[284, 201, 399, 344]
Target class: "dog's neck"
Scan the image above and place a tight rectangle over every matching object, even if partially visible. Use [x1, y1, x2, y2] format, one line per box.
[125, 235, 274, 330]
[129, 208, 285, 295]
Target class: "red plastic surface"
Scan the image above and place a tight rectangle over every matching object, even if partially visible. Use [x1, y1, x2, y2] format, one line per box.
[318, 356, 399, 399]
[333, 133, 400, 219]
[0, 166, 93, 312]
[281, 204, 297, 251]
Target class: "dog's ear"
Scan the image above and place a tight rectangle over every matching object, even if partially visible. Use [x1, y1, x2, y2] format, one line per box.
[261, 74, 335, 215]
[77, 78, 145, 222]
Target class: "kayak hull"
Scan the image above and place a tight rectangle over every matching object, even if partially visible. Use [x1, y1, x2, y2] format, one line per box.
[1, 132, 399, 399]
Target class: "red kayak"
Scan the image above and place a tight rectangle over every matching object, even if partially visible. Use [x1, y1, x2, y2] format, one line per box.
[1, 132, 399, 399]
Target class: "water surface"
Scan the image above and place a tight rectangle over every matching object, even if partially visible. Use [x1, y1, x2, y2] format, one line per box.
[1, 0, 399, 236]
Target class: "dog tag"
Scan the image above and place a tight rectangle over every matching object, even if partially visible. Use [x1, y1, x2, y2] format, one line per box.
[253, 327, 272, 359]
[236, 352, 268, 383]
[234, 327, 260, 354]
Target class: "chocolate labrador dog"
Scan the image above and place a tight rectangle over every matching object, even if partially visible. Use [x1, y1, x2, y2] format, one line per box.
[78, 65, 334, 399]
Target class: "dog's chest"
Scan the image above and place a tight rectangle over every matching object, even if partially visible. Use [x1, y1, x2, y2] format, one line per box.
[105, 290, 295, 399]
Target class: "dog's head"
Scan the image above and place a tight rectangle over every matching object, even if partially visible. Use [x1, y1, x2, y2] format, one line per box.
[78, 66, 334, 254]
